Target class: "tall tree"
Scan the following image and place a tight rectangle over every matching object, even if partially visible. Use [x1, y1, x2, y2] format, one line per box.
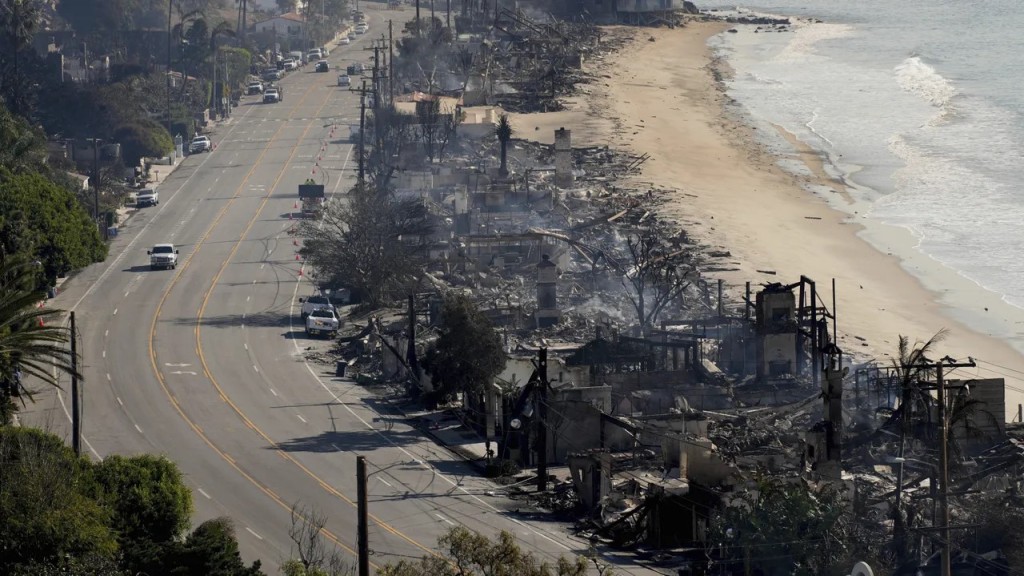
[422, 293, 506, 404]
[707, 475, 851, 576]
[298, 183, 434, 307]
[0, 427, 118, 573]
[0, 167, 108, 284]
[0, 0, 43, 116]
[620, 233, 699, 334]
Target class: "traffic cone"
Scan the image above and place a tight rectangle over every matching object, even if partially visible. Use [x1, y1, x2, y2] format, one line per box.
[294, 201, 298, 209]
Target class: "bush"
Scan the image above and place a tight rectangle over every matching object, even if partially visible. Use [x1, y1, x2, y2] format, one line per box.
[114, 119, 173, 166]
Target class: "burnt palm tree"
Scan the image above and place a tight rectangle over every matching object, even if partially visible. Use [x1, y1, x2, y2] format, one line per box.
[0, 256, 80, 424]
[495, 113, 512, 177]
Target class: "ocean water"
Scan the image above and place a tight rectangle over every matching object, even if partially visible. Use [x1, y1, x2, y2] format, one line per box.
[699, 1, 1024, 323]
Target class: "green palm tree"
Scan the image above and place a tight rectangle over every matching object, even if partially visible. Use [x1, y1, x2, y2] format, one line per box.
[0, 256, 79, 423]
[495, 113, 512, 177]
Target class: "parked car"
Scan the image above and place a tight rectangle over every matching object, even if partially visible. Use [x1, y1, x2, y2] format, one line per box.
[337, 74, 351, 87]
[307, 49, 323, 61]
[262, 69, 283, 81]
[247, 81, 263, 95]
[264, 88, 281, 103]
[136, 188, 158, 207]
[189, 135, 212, 154]
[347, 32, 356, 41]
[339, 37, 351, 45]
[281, 58, 297, 70]
[315, 60, 330, 72]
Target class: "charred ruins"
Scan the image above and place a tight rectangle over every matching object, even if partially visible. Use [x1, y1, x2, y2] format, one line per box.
[306, 2, 1024, 574]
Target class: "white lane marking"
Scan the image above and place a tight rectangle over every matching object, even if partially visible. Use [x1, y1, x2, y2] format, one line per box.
[378, 477, 393, 488]
[260, 264, 265, 270]
[296, 414, 307, 423]
[253, 364, 259, 373]
[435, 513, 455, 526]
[165, 363, 192, 367]
[134, 424, 143, 434]
[246, 295, 250, 302]
[331, 444, 341, 451]
[113, 308, 118, 315]
[104, 329, 108, 337]
[124, 291, 129, 297]
[55, 101, 264, 458]
[245, 527, 263, 540]
[102, 350, 106, 358]
[244, 343, 248, 350]
[106, 373, 112, 381]
[270, 388, 278, 397]
[198, 488, 211, 499]
[242, 313, 246, 320]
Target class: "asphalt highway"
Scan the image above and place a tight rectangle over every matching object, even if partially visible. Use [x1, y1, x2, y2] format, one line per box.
[31, 8, 664, 574]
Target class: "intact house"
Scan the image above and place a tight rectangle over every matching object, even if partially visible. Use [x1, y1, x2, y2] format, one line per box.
[251, 12, 307, 46]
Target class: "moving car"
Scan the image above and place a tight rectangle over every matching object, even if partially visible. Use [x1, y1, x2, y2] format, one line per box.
[247, 81, 263, 95]
[315, 60, 330, 72]
[337, 74, 351, 87]
[264, 88, 281, 103]
[189, 135, 212, 154]
[147, 243, 178, 270]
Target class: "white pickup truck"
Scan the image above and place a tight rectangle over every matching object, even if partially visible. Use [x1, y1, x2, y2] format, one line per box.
[147, 243, 179, 270]
[305, 308, 339, 338]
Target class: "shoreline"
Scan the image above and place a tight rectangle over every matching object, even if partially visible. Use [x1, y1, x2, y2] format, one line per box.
[513, 21, 1024, 420]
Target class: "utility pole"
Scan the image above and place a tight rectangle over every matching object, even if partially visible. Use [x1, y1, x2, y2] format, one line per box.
[903, 357, 976, 576]
[415, 0, 421, 37]
[357, 80, 367, 182]
[90, 138, 103, 239]
[70, 311, 81, 457]
[167, 0, 173, 133]
[388, 20, 395, 104]
[356, 455, 369, 576]
[536, 347, 548, 492]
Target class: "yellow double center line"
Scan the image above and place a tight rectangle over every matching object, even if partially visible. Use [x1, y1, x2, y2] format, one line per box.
[147, 77, 435, 566]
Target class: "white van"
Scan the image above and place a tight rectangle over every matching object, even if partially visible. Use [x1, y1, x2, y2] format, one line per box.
[307, 48, 323, 61]
[288, 50, 305, 65]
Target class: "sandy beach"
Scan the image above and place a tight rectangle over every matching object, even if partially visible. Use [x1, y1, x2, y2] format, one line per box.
[512, 21, 1024, 420]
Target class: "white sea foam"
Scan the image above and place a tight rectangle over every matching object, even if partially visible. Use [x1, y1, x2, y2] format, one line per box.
[894, 56, 956, 111]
